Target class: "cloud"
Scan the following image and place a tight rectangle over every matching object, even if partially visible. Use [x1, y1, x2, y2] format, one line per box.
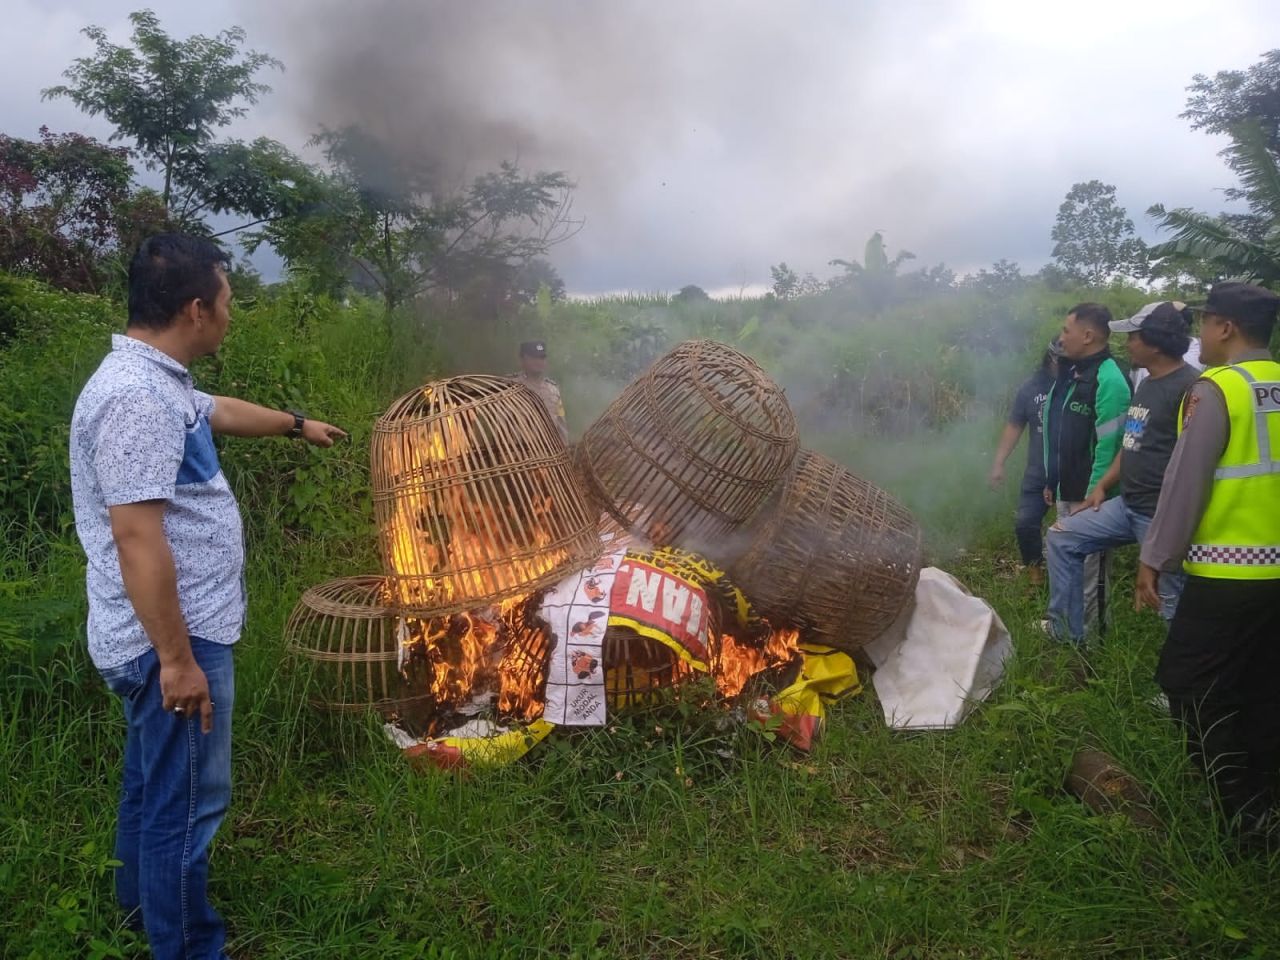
[4, 0, 1277, 291]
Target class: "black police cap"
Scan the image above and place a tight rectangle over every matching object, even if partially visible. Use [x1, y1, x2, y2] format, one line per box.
[1191, 282, 1280, 322]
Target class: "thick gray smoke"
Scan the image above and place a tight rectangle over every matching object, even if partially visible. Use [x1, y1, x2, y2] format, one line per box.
[241, 0, 926, 293]
[253, 2, 695, 192]
[239, 1, 1262, 293]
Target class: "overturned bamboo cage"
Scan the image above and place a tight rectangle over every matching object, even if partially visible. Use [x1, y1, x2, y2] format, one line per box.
[574, 340, 798, 553]
[372, 376, 601, 616]
[727, 449, 923, 653]
[284, 576, 432, 716]
[602, 626, 707, 710]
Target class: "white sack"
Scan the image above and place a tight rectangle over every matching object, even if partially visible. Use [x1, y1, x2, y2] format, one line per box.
[863, 567, 1011, 730]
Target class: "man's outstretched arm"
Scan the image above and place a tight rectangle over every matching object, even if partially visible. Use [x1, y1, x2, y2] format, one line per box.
[210, 396, 347, 446]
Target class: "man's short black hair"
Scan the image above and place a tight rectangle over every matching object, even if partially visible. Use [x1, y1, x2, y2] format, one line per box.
[1233, 312, 1277, 347]
[1068, 302, 1113, 338]
[128, 233, 231, 330]
[1136, 324, 1191, 360]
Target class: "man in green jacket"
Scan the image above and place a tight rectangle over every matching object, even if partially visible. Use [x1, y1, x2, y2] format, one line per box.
[1041, 302, 1132, 640]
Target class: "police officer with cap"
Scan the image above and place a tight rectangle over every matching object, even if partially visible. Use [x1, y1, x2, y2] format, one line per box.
[512, 340, 568, 442]
[1137, 280, 1280, 845]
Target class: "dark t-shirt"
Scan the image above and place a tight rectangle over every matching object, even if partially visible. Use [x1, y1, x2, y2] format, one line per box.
[1009, 369, 1053, 486]
[1119, 363, 1200, 517]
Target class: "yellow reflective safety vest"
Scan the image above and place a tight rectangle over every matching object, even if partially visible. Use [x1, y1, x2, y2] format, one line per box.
[1178, 359, 1280, 579]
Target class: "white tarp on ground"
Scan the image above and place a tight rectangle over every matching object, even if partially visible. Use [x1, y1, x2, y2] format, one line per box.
[863, 567, 1011, 731]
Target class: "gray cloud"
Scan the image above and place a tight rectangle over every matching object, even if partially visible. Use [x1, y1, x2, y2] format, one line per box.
[4, 0, 1279, 292]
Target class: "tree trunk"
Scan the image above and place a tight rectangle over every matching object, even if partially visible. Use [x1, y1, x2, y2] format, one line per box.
[162, 147, 174, 213]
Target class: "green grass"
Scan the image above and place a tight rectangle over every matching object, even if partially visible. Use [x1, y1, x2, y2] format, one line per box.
[3, 532, 1279, 960]
[3, 276, 1277, 958]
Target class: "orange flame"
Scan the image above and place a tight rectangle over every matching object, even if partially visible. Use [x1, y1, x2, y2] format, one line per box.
[376, 394, 808, 730]
[382, 409, 568, 610]
[713, 625, 802, 699]
[393, 599, 802, 726]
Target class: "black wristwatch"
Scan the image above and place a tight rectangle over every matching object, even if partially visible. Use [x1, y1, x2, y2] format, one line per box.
[286, 410, 305, 439]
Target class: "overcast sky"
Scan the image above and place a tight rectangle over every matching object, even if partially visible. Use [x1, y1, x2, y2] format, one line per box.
[4, 0, 1278, 294]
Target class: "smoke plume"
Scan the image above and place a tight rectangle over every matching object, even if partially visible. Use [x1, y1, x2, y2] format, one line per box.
[241, 0, 922, 292]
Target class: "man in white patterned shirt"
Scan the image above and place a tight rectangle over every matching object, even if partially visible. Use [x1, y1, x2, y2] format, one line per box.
[70, 234, 345, 960]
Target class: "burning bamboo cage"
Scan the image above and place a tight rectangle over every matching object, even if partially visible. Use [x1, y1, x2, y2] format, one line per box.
[602, 626, 707, 710]
[726, 449, 923, 653]
[286, 575, 556, 730]
[574, 340, 798, 552]
[372, 375, 601, 616]
[284, 576, 432, 716]
[496, 622, 699, 714]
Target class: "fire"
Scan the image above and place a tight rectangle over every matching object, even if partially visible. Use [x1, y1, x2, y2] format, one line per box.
[381, 405, 568, 610]
[389, 597, 802, 733]
[713, 625, 802, 699]
[365, 377, 820, 744]
[378, 393, 803, 729]
[391, 593, 553, 732]
[496, 605, 550, 719]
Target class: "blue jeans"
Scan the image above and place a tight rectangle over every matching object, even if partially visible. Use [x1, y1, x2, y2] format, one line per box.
[1014, 474, 1051, 566]
[1046, 496, 1184, 644]
[98, 637, 235, 960]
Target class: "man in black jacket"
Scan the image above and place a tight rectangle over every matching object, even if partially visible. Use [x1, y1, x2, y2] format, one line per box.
[1041, 302, 1132, 641]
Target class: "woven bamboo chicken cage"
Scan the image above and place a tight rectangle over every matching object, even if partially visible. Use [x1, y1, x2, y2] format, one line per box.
[284, 576, 432, 716]
[498, 621, 710, 713]
[726, 449, 923, 653]
[372, 375, 601, 616]
[574, 340, 798, 554]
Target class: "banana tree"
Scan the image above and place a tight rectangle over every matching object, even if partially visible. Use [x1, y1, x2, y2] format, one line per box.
[1148, 120, 1280, 285]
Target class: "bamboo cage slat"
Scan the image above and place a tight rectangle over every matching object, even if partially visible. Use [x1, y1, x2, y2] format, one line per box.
[371, 375, 601, 616]
[726, 449, 923, 652]
[574, 340, 798, 552]
[284, 576, 430, 715]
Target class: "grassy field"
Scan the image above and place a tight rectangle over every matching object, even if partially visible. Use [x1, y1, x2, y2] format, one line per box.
[5, 528, 1280, 959]
[3, 278, 1278, 959]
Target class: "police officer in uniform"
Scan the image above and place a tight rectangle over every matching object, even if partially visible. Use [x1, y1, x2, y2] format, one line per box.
[1137, 281, 1280, 844]
[512, 340, 568, 442]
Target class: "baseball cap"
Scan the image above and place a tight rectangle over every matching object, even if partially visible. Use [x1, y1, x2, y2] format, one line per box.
[1188, 281, 1280, 321]
[519, 340, 548, 358]
[1110, 301, 1191, 334]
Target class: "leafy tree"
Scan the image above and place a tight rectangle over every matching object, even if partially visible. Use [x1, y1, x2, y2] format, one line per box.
[829, 231, 916, 312]
[829, 231, 915, 285]
[770, 262, 799, 300]
[1145, 51, 1280, 285]
[182, 137, 325, 231]
[43, 9, 281, 222]
[674, 284, 711, 303]
[901, 263, 955, 296]
[1037, 262, 1074, 293]
[0, 127, 159, 291]
[254, 126, 580, 312]
[1148, 121, 1280, 285]
[796, 272, 826, 297]
[1049, 180, 1146, 285]
[1182, 49, 1280, 225]
[513, 259, 566, 304]
[965, 258, 1025, 295]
